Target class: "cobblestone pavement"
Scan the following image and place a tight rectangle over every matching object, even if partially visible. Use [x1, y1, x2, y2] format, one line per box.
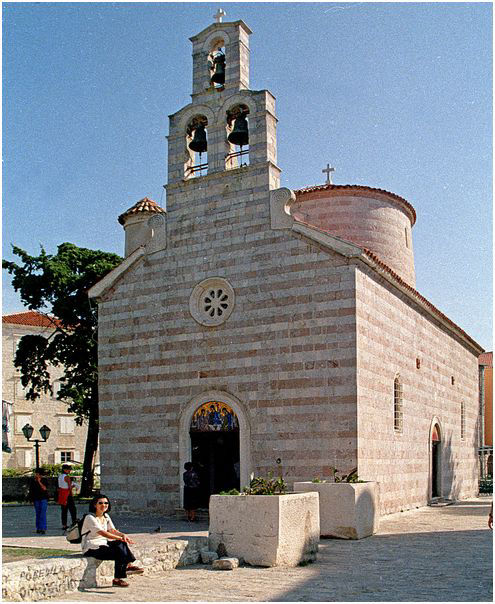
[3, 498, 493, 602]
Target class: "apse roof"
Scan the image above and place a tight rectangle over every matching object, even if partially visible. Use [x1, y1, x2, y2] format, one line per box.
[294, 184, 417, 226]
[118, 197, 166, 225]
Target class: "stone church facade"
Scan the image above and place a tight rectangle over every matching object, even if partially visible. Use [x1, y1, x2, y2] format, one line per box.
[89, 18, 483, 515]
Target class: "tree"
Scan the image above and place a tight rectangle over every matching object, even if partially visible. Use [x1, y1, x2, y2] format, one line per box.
[3, 243, 122, 496]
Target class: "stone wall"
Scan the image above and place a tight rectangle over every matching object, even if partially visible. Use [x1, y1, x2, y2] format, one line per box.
[354, 264, 480, 514]
[2, 536, 208, 601]
[96, 168, 359, 513]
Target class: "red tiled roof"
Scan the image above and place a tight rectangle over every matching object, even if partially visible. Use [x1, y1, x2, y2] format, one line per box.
[118, 197, 166, 225]
[479, 352, 493, 366]
[293, 184, 417, 226]
[2, 311, 61, 328]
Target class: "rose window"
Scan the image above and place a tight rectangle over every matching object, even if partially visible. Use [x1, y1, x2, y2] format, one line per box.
[203, 288, 229, 318]
[190, 278, 235, 326]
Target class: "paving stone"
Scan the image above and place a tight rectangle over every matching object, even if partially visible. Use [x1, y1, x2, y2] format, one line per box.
[212, 557, 239, 570]
[4, 498, 492, 602]
[200, 549, 218, 564]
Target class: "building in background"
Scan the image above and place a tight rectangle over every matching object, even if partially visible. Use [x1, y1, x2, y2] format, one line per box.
[2, 311, 88, 469]
[479, 352, 493, 477]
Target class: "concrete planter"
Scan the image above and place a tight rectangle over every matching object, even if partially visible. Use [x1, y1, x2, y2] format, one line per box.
[209, 492, 319, 567]
[294, 481, 379, 539]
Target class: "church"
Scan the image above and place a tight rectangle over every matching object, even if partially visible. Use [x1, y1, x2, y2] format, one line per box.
[89, 15, 483, 516]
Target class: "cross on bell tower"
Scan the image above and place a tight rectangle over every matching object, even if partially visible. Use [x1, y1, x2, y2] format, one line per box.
[214, 8, 226, 23]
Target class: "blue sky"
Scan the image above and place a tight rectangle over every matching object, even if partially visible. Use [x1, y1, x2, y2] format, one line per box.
[3, 2, 492, 350]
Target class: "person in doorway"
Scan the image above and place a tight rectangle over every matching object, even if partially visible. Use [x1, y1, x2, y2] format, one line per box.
[81, 494, 143, 588]
[488, 502, 493, 530]
[29, 468, 49, 534]
[183, 462, 200, 522]
[57, 464, 77, 530]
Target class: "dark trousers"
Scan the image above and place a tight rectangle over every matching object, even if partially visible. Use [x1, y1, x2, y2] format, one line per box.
[84, 541, 136, 579]
[60, 495, 77, 527]
[34, 499, 48, 531]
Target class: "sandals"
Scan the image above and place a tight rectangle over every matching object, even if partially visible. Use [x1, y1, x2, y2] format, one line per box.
[112, 579, 129, 588]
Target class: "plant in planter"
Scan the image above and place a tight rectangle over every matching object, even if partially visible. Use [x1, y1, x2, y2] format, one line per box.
[295, 468, 379, 540]
[243, 473, 287, 495]
[209, 472, 319, 567]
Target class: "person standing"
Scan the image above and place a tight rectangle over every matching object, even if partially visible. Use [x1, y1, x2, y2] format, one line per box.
[29, 468, 48, 534]
[57, 464, 77, 530]
[183, 462, 200, 522]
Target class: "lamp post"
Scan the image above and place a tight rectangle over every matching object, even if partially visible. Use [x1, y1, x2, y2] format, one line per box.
[22, 424, 51, 471]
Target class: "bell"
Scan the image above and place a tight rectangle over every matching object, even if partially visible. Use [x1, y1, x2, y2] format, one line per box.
[188, 124, 207, 154]
[228, 114, 249, 147]
[210, 52, 225, 85]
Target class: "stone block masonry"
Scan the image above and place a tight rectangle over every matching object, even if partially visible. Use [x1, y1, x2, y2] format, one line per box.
[2, 536, 208, 601]
[355, 264, 480, 513]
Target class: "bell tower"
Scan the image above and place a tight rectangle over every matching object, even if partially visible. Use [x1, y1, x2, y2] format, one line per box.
[166, 12, 280, 213]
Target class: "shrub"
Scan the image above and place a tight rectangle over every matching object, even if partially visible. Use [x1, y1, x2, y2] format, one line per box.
[219, 488, 240, 495]
[331, 467, 364, 483]
[40, 463, 83, 477]
[2, 468, 31, 477]
[479, 477, 493, 494]
[243, 473, 287, 495]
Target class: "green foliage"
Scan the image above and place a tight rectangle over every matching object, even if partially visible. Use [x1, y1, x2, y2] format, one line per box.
[39, 463, 83, 477]
[479, 477, 493, 494]
[3, 242, 122, 495]
[243, 472, 287, 495]
[2, 468, 31, 477]
[331, 467, 364, 483]
[219, 488, 240, 495]
[3, 243, 121, 418]
[312, 478, 327, 483]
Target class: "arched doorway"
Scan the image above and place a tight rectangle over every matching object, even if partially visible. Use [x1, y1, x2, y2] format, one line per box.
[431, 423, 441, 498]
[189, 401, 240, 507]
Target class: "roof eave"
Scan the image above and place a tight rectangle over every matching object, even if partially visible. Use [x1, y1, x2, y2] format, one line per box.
[290, 221, 484, 356]
[88, 247, 146, 301]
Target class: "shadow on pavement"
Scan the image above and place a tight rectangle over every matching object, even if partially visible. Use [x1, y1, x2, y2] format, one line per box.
[268, 528, 493, 602]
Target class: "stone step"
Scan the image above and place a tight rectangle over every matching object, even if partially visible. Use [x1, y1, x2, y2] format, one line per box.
[2, 535, 209, 602]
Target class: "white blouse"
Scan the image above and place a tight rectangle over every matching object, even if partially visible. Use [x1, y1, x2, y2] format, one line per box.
[81, 513, 116, 553]
[58, 474, 70, 489]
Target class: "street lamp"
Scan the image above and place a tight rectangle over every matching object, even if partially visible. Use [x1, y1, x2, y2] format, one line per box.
[22, 424, 51, 471]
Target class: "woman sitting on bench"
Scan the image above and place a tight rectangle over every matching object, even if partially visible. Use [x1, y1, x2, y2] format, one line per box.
[81, 494, 144, 588]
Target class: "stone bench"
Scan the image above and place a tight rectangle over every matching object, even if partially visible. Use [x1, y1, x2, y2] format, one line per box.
[2, 536, 208, 601]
